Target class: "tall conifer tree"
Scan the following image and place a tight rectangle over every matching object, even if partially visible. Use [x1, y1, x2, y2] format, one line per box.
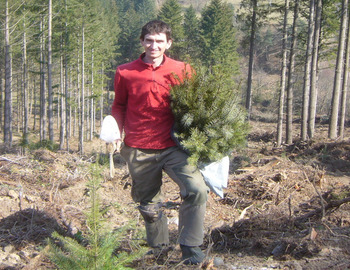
[200, 0, 238, 72]
[183, 5, 201, 62]
[116, 0, 156, 64]
[158, 0, 184, 60]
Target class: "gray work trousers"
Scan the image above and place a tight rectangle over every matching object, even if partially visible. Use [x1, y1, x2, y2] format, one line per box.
[120, 145, 208, 247]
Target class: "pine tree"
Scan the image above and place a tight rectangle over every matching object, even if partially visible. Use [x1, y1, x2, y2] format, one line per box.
[200, 0, 238, 71]
[135, 0, 157, 21]
[183, 5, 201, 62]
[157, 0, 184, 60]
[48, 163, 146, 269]
[116, 0, 156, 64]
[171, 66, 248, 166]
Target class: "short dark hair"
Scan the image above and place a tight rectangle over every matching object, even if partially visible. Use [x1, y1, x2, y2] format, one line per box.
[140, 20, 172, 41]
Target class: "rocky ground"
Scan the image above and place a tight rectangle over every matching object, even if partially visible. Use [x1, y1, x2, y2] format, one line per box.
[0, 122, 350, 269]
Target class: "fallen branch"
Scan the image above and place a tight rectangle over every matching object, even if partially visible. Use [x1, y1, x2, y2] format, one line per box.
[0, 156, 25, 165]
[294, 196, 350, 224]
[322, 221, 350, 239]
[303, 171, 326, 219]
[238, 204, 253, 220]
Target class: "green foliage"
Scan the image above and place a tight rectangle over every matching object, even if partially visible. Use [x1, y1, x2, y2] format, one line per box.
[170, 66, 248, 166]
[19, 133, 30, 148]
[47, 163, 145, 269]
[115, 0, 156, 64]
[97, 153, 110, 167]
[237, 0, 281, 56]
[158, 0, 184, 59]
[183, 5, 201, 61]
[135, 0, 157, 21]
[28, 139, 60, 151]
[319, 0, 343, 61]
[199, 0, 239, 71]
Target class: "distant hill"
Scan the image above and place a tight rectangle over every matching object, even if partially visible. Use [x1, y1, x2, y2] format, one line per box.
[156, 0, 242, 12]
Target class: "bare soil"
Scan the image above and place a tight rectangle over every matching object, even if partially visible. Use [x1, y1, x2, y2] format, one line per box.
[1, 122, 350, 270]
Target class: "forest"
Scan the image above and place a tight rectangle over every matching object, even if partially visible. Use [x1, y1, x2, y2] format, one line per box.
[1, 0, 350, 269]
[0, 0, 348, 150]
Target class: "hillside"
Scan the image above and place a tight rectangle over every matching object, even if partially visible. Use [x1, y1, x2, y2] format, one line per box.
[0, 121, 350, 269]
[158, 0, 242, 11]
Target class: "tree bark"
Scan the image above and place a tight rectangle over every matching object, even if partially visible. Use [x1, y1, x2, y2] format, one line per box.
[245, 0, 257, 120]
[301, 0, 315, 141]
[74, 53, 79, 138]
[277, 0, 290, 147]
[0, 58, 3, 133]
[22, 16, 29, 147]
[339, 12, 350, 139]
[16, 76, 20, 134]
[79, 22, 85, 154]
[329, 0, 348, 139]
[48, 0, 54, 142]
[286, 0, 300, 145]
[59, 44, 65, 150]
[100, 64, 104, 128]
[65, 0, 70, 151]
[308, 0, 322, 139]
[33, 77, 37, 131]
[4, 0, 12, 146]
[90, 49, 94, 141]
[40, 17, 46, 141]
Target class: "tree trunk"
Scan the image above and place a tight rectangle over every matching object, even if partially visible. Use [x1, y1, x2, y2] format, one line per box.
[277, 0, 290, 147]
[16, 76, 20, 134]
[86, 84, 90, 140]
[23, 16, 29, 147]
[339, 12, 350, 139]
[59, 44, 65, 150]
[40, 17, 46, 141]
[74, 55, 78, 138]
[65, 0, 70, 151]
[301, 0, 315, 141]
[308, 0, 322, 139]
[329, 0, 348, 139]
[79, 22, 85, 154]
[90, 49, 94, 141]
[65, 64, 70, 151]
[0, 58, 3, 133]
[100, 64, 104, 128]
[286, 0, 300, 145]
[245, 0, 257, 120]
[33, 77, 37, 131]
[48, 0, 54, 142]
[4, 0, 12, 146]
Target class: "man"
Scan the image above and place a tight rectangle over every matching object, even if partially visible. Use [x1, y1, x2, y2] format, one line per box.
[111, 20, 208, 265]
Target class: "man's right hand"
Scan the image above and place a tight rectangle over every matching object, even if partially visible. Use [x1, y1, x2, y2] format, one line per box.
[106, 139, 122, 154]
[115, 139, 122, 152]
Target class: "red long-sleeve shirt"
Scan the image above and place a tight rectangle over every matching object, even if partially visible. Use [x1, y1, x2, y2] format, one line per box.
[111, 54, 189, 149]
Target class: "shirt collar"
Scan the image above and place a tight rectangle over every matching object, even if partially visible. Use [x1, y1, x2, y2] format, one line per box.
[138, 53, 168, 69]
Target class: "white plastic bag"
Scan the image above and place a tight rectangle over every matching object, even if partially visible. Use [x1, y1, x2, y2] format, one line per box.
[100, 115, 121, 143]
[200, 156, 229, 198]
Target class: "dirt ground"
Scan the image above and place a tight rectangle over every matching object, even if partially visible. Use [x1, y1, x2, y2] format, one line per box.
[0, 122, 350, 269]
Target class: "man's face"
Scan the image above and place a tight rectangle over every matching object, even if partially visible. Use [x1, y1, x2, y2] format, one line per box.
[140, 33, 172, 62]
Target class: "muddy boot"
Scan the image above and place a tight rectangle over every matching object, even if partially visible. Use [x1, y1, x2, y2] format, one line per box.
[146, 244, 174, 259]
[180, 244, 205, 265]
